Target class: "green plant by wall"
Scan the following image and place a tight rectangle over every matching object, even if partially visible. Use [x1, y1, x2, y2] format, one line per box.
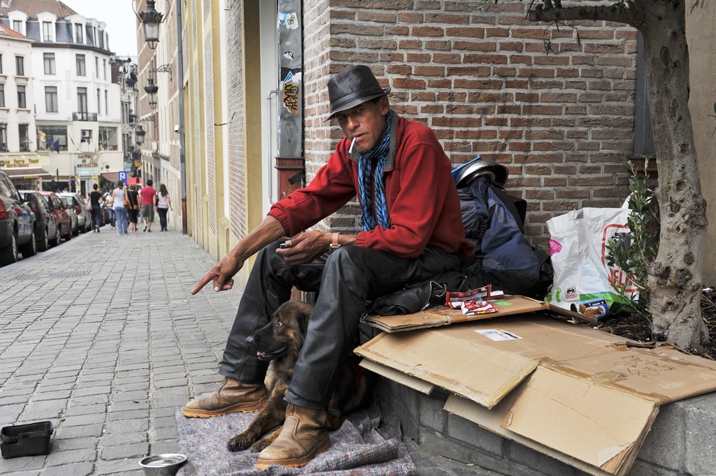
[606, 158, 660, 320]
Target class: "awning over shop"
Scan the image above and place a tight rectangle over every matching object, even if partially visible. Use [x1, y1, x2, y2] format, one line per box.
[101, 172, 119, 182]
[127, 177, 142, 185]
[2, 167, 53, 179]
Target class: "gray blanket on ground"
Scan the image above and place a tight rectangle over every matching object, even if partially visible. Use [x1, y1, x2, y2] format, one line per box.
[175, 401, 415, 475]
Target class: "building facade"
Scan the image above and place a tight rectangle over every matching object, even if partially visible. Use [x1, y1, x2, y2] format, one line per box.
[0, 23, 41, 189]
[148, 0, 639, 286]
[136, 0, 183, 233]
[0, 0, 130, 195]
[138, 1, 716, 284]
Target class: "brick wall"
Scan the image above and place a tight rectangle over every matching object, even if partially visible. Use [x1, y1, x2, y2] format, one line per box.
[190, 0, 203, 233]
[303, 0, 339, 232]
[303, 0, 637, 245]
[226, 0, 248, 240]
[203, 31, 216, 235]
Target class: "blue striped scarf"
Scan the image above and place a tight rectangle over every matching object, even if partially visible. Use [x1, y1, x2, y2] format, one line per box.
[358, 110, 393, 231]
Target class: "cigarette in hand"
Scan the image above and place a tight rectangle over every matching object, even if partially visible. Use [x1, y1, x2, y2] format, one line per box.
[349, 138, 356, 155]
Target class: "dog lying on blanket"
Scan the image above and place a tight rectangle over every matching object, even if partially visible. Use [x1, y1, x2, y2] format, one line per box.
[227, 301, 372, 453]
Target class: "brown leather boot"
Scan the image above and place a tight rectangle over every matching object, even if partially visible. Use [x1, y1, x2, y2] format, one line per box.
[255, 403, 330, 469]
[182, 378, 267, 418]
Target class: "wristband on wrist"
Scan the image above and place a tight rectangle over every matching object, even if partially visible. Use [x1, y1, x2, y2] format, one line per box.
[329, 232, 341, 252]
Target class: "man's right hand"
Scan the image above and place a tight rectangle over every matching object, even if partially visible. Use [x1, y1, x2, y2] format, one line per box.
[191, 254, 244, 295]
[190, 215, 286, 296]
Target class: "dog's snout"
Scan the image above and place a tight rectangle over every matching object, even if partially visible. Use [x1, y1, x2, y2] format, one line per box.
[246, 334, 258, 345]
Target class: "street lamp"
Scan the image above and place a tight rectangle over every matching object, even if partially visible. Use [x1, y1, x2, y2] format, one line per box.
[144, 77, 158, 109]
[137, 0, 164, 50]
[135, 125, 146, 145]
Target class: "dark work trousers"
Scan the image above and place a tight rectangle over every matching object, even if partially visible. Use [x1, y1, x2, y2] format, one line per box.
[91, 206, 102, 230]
[219, 239, 461, 409]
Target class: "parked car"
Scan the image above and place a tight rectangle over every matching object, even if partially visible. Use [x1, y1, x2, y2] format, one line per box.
[76, 192, 92, 232]
[39, 191, 72, 244]
[19, 190, 59, 252]
[59, 192, 91, 233]
[0, 170, 37, 265]
[57, 193, 81, 236]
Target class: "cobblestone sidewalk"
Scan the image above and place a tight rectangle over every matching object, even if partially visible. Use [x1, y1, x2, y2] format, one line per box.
[0, 227, 496, 476]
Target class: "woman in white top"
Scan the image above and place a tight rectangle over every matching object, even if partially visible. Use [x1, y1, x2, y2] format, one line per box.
[112, 181, 129, 235]
[156, 183, 173, 232]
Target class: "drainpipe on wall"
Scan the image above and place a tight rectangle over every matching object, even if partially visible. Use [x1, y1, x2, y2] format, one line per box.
[177, 0, 187, 235]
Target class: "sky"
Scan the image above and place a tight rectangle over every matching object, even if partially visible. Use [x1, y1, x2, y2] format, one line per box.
[61, 0, 138, 58]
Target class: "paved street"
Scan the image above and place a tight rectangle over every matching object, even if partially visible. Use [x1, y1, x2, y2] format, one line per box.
[0, 226, 499, 476]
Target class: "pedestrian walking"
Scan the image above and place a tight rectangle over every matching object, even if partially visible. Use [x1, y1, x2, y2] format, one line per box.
[87, 183, 103, 232]
[156, 184, 173, 231]
[127, 184, 140, 232]
[140, 179, 157, 232]
[104, 192, 116, 229]
[112, 181, 129, 235]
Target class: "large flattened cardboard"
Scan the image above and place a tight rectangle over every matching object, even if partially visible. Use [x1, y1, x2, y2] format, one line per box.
[356, 314, 716, 476]
[445, 384, 614, 476]
[501, 366, 659, 476]
[362, 295, 549, 332]
[354, 327, 538, 408]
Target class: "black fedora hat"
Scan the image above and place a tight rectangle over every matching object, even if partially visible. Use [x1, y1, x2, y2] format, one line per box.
[327, 65, 390, 120]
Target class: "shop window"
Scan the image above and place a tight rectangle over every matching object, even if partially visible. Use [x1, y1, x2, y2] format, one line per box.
[99, 126, 118, 151]
[37, 125, 67, 151]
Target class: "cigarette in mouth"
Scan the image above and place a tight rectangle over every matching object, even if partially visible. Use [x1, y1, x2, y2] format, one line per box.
[349, 138, 356, 155]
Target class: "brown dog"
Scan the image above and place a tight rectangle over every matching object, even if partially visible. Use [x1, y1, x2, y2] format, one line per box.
[227, 301, 371, 453]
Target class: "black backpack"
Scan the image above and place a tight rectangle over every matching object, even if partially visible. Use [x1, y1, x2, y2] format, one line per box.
[365, 178, 553, 316]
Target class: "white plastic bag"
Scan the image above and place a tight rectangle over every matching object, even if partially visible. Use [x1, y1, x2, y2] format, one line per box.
[547, 207, 637, 318]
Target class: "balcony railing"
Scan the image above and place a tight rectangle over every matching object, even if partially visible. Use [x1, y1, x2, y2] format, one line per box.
[73, 112, 98, 122]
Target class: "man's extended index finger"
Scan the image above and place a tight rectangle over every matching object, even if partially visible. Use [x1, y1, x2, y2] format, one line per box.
[191, 273, 214, 295]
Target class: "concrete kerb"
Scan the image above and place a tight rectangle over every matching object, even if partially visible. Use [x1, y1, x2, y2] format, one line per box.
[377, 376, 716, 476]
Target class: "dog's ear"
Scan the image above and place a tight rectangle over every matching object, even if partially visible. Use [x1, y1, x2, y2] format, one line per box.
[298, 305, 312, 336]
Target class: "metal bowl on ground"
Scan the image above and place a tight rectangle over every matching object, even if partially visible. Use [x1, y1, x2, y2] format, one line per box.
[138, 453, 187, 476]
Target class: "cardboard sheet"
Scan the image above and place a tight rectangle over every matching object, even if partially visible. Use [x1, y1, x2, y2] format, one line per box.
[359, 359, 435, 395]
[357, 314, 716, 476]
[362, 295, 549, 332]
[501, 366, 659, 476]
[555, 344, 716, 404]
[445, 387, 615, 476]
[355, 329, 538, 409]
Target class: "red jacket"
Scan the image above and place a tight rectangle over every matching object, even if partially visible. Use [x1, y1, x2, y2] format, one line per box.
[268, 115, 473, 261]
